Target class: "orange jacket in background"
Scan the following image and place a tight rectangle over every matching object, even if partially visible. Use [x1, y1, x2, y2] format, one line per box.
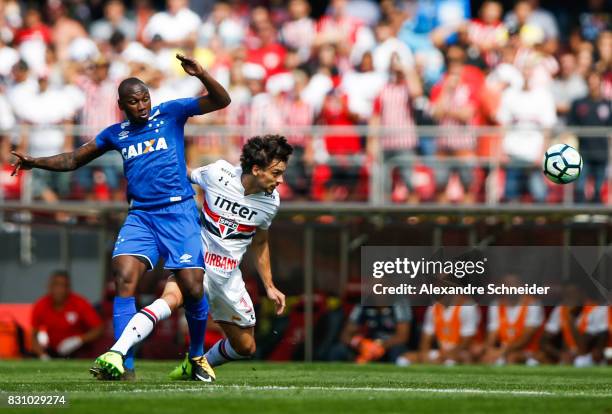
[498, 299, 541, 352]
[560, 305, 595, 352]
[433, 303, 463, 350]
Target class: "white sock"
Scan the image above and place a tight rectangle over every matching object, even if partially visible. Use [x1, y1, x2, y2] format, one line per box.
[111, 299, 171, 356]
[204, 339, 249, 367]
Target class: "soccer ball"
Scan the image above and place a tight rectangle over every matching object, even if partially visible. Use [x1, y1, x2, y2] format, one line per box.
[542, 144, 583, 184]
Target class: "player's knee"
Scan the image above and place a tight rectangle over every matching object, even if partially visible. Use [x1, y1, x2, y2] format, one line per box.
[183, 281, 203, 302]
[231, 336, 256, 357]
[113, 267, 138, 296]
[161, 292, 181, 311]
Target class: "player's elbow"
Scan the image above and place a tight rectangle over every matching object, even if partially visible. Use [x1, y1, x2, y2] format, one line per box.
[65, 154, 79, 171]
[218, 94, 231, 109]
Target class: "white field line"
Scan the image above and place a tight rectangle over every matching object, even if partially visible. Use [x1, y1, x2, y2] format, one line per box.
[80, 384, 612, 398]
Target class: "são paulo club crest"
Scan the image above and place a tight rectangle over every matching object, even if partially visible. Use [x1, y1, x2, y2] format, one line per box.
[218, 217, 239, 238]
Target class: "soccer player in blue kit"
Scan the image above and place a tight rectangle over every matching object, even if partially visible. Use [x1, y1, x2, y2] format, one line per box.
[11, 54, 230, 381]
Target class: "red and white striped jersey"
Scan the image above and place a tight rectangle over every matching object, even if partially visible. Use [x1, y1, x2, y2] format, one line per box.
[277, 95, 314, 148]
[190, 160, 280, 276]
[76, 76, 121, 141]
[230, 92, 314, 148]
[467, 20, 506, 48]
[373, 82, 417, 150]
[315, 15, 362, 45]
[280, 17, 315, 59]
[466, 19, 507, 67]
[431, 83, 476, 152]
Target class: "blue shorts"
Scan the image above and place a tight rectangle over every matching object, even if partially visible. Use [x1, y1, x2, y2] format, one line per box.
[112, 198, 204, 270]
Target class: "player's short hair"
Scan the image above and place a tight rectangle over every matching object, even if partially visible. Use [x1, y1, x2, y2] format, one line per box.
[118, 77, 148, 99]
[240, 135, 293, 174]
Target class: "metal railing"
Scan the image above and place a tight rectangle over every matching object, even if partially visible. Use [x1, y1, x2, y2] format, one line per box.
[2, 123, 611, 213]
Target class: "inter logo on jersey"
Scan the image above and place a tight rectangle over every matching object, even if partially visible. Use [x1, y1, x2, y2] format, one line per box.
[121, 137, 168, 160]
[213, 195, 258, 220]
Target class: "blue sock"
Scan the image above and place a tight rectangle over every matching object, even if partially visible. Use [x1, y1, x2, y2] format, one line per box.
[113, 296, 136, 370]
[184, 296, 209, 358]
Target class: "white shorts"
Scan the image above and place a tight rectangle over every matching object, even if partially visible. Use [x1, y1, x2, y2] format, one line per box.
[204, 269, 256, 328]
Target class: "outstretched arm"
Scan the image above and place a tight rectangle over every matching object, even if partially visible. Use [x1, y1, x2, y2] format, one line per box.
[251, 228, 285, 315]
[11, 139, 106, 176]
[176, 54, 231, 114]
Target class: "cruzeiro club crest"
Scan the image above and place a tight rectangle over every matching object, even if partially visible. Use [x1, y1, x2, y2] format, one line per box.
[218, 217, 239, 238]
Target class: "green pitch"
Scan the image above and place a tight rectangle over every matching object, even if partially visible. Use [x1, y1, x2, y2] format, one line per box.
[1, 360, 611, 413]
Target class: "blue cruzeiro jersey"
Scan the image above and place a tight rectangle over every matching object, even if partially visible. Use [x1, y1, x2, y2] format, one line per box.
[95, 97, 203, 209]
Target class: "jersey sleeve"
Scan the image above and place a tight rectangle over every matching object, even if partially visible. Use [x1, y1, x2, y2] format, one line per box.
[94, 128, 113, 152]
[163, 97, 204, 120]
[258, 217, 273, 230]
[258, 209, 277, 230]
[190, 165, 211, 188]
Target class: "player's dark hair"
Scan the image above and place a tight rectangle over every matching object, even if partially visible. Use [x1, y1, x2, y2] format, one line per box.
[118, 77, 147, 99]
[50, 270, 70, 281]
[240, 135, 293, 174]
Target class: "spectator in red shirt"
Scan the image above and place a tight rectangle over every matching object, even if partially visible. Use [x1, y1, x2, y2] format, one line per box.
[247, 22, 287, 79]
[13, 9, 52, 46]
[313, 89, 367, 201]
[319, 89, 360, 156]
[31, 270, 103, 359]
[1, 150, 22, 200]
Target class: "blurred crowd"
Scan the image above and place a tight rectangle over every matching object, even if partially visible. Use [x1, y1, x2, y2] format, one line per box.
[3, 269, 611, 368]
[0, 0, 610, 205]
[329, 294, 612, 368]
